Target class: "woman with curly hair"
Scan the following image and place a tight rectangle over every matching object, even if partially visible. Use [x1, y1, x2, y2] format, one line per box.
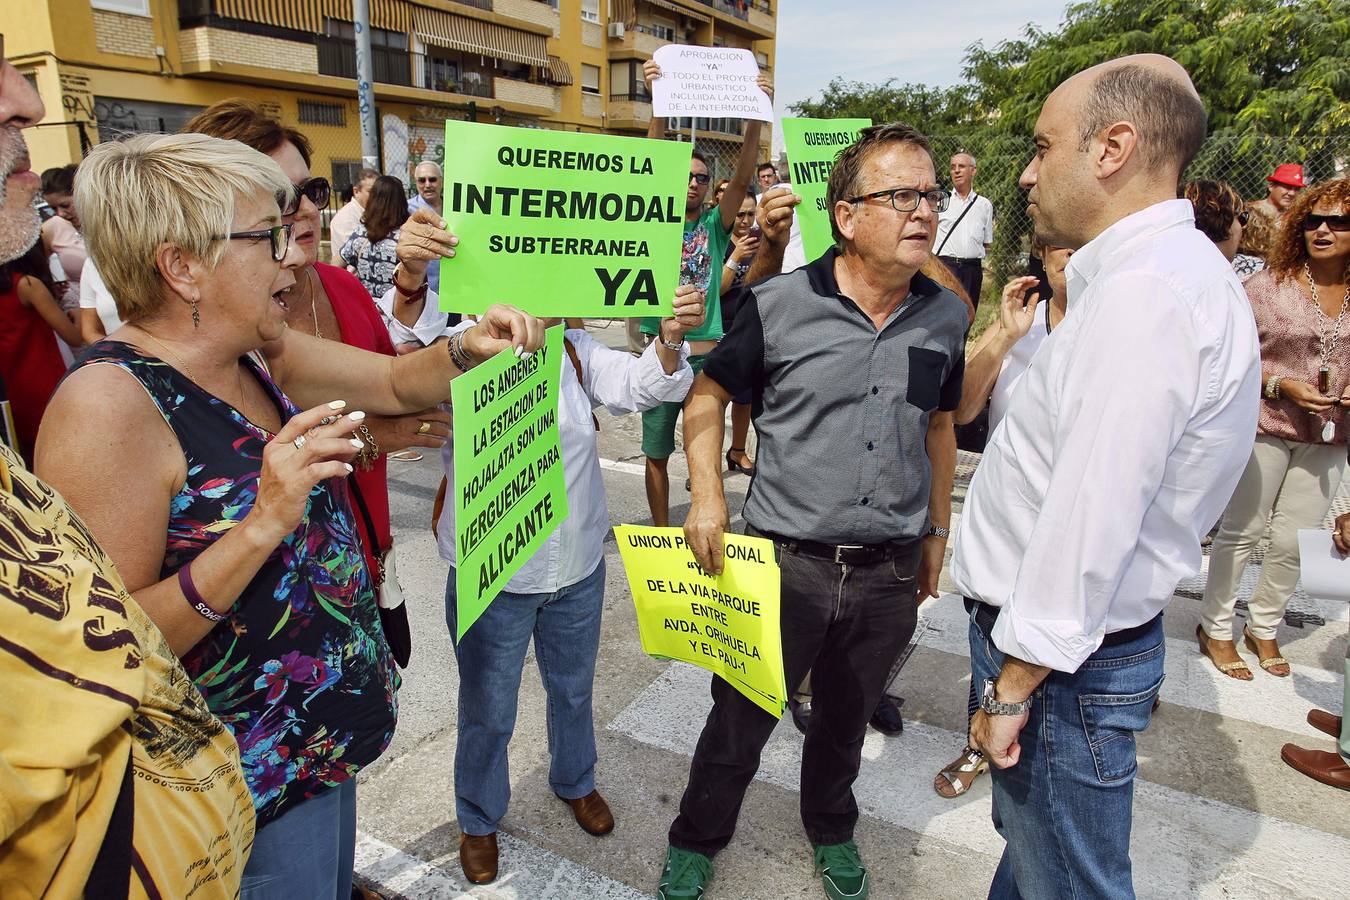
[1182, 179, 1246, 261]
[1200, 178, 1350, 680]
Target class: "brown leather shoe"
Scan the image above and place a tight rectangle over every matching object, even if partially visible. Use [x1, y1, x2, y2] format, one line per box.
[1308, 708, 1343, 739]
[557, 789, 615, 836]
[1281, 744, 1350, 791]
[458, 832, 498, 884]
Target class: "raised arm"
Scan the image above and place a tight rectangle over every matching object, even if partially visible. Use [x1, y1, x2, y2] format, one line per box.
[716, 75, 772, 234]
[955, 277, 1041, 424]
[644, 59, 665, 140]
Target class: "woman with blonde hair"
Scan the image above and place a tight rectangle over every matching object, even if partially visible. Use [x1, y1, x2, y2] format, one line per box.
[1200, 178, 1350, 680]
[35, 132, 541, 897]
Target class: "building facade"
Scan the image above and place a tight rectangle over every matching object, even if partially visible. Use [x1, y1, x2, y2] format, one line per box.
[5, 0, 775, 195]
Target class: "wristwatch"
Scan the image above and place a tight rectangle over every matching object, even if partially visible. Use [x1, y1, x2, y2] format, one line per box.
[927, 524, 950, 539]
[657, 325, 684, 351]
[980, 678, 1032, 716]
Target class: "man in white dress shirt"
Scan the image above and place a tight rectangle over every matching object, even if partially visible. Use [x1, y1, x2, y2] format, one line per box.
[934, 153, 994, 306]
[950, 55, 1260, 899]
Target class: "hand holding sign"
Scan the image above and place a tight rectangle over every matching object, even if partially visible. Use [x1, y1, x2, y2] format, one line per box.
[659, 283, 707, 344]
[396, 206, 459, 282]
[651, 45, 773, 122]
[756, 186, 801, 248]
[461, 305, 547, 363]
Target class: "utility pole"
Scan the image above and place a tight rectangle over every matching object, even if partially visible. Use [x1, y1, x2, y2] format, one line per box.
[353, 0, 379, 170]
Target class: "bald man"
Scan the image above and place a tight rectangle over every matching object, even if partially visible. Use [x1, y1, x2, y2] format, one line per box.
[950, 55, 1260, 898]
[407, 160, 449, 311]
[934, 152, 994, 306]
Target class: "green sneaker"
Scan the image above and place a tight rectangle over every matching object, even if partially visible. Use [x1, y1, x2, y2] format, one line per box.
[657, 844, 713, 900]
[813, 840, 868, 900]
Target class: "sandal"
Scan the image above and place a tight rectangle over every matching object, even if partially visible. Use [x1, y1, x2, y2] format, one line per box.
[1243, 627, 1290, 677]
[1196, 625, 1252, 680]
[933, 746, 989, 798]
[726, 447, 756, 475]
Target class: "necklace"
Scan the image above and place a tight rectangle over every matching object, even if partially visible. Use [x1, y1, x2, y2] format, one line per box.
[1304, 263, 1349, 441]
[304, 268, 324, 340]
[137, 329, 247, 410]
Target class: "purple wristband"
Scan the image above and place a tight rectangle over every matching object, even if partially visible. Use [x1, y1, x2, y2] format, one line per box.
[178, 563, 225, 623]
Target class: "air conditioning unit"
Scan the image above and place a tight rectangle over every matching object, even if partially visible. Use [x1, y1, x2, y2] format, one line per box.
[607, 21, 625, 38]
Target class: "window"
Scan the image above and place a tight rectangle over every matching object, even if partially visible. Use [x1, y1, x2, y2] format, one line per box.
[298, 99, 346, 126]
[581, 64, 601, 95]
[92, 0, 150, 15]
[581, 0, 600, 22]
[609, 60, 648, 100]
[651, 17, 676, 41]
[317, 18, 410, 86]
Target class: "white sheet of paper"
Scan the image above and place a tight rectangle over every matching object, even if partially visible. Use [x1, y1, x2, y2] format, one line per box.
[652, 44, 773, 123]
[1297, 529, 1350, 602]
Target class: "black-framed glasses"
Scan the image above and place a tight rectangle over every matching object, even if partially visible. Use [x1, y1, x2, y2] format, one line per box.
[847, 187, 950, 213]
[416, 175, 440, 184]
[217, 224, 292, 262]
[1237, 210, 1251, 227]
[689, 172, 711, 185]
[1303, 213, 1350, 233]
[282, 177, 331, 216]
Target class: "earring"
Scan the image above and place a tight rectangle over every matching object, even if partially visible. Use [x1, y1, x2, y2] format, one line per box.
[190, 296, 200, 329]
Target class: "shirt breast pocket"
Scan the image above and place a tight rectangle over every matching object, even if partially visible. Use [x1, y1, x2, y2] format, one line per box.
[905, 346, 946, 412]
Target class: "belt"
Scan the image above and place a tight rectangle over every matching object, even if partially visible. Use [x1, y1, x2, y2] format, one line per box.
[939, 255, 982, 266]
[757, 529, 918, 566]
[963, 597, 1160, 649]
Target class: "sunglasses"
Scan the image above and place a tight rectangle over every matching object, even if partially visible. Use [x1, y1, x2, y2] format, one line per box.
[689, 172, 711, 185]
[1303, 213, 1350, 233]
[417, 176, 440, 184]
[217, 223, 293, 262]
[1237, 210, 1251, 227]
[282, 177, 331, 216]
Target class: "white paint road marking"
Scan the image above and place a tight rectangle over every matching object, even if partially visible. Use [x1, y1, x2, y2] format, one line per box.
[915, 593, 1341, 739]
[608, 663, 1350, 900]
[355, 830, 647, 900]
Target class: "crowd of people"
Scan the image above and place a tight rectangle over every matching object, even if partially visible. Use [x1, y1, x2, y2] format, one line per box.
[2, 38, 1349, 900]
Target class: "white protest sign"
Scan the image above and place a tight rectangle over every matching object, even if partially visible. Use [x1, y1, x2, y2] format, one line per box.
[652, 44, 772, 123]
[1297, 529, 1350, 602]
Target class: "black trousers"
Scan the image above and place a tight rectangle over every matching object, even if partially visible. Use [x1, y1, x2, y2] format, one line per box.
[667, 528, 921, 855]
[940, 256, 985, 309]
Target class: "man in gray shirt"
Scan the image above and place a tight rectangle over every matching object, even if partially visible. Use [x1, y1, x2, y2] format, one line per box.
[657, 123, 966, 900]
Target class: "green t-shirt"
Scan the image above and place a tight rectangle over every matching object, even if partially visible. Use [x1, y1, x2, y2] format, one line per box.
[641, 205, 732, 342]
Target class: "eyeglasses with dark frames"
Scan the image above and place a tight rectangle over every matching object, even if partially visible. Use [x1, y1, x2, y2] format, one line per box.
[1303, 213, 1350, 233]
[847, 187, 950, 213]
[416, 176, 440, 184]
[215, 224, 293, 262]
[282, 177, 331, 216]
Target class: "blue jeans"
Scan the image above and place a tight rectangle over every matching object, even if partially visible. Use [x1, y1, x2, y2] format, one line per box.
[445, 559, 606, 836]
[969, 605, 1164, 900]
[240, 779, 357, 900]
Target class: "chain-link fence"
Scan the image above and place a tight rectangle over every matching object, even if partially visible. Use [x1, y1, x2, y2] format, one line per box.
[928, 133, 1350, 307]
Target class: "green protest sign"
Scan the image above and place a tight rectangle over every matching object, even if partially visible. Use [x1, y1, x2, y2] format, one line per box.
[780, 117, 871, 261]
[452, 325, 569, 641]
[615, 525, 786, 717]
[439, 120, 690, 318]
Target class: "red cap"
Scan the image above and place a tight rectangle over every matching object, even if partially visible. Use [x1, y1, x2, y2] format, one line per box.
[1267, 164, 1305, 188]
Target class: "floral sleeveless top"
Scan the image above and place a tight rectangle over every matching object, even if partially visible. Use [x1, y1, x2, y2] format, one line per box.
[78, 342, 399, 826]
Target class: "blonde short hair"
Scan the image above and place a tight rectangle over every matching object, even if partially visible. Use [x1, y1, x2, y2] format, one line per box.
[76, 132, 293, 321]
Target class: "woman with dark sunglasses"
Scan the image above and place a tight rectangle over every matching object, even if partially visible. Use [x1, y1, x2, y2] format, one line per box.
[1201, 178, 1350, 683]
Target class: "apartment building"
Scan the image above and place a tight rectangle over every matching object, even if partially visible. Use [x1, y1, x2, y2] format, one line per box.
[4, 0, 775, 194]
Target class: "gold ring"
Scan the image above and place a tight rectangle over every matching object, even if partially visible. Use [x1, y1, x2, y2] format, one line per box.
[417, 420, 432, 435]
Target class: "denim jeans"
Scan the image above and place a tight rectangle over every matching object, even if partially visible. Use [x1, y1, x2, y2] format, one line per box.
[968, 604, 1164, 900]
[445, 559, 606, 836]
[240, 779, 357, 900]
[669, 530, 920, 856]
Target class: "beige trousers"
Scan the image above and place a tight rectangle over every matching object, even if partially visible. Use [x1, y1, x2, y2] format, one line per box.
[1202, 435, 1347, 640]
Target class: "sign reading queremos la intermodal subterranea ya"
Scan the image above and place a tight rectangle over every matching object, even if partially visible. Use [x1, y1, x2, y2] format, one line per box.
[439, 120, 690, 317]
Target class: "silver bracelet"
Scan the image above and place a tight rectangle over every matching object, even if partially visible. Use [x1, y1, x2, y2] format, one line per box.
[448, 330, 477, 371]
[657, 331, 683, 351]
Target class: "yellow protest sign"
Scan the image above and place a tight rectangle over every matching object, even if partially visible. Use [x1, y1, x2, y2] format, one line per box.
[614, 525, 786, 717]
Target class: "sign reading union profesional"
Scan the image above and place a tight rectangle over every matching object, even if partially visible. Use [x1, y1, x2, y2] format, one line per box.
[439, 120, 690, 318]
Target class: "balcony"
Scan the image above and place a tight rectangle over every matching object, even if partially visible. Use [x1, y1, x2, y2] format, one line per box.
[494, 76, 560, 112]
[495, 0, 562, 35]
[447, 0, 493, 9]
[178, 26, 319, 76]
[316, 35, 413, 86]
[608, 23, 669, 57]
[608, 94, 653, 131]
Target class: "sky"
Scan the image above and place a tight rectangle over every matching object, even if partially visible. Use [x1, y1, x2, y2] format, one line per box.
[769, 0, 1069, 148]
